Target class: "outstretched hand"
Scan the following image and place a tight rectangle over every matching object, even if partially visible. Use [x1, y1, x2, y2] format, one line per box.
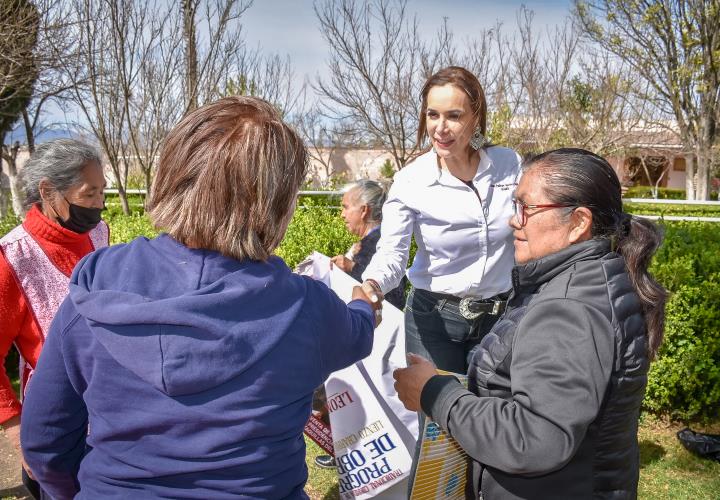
[361, 279, 384, 305]
[351, 286, 383, 327]
[393, 353, 437, 412]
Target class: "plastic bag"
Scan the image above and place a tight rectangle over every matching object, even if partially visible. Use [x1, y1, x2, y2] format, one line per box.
[676, 428, 720, 462]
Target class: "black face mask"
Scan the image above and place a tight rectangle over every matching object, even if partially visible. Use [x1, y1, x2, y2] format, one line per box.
[56, 198, 103, 233]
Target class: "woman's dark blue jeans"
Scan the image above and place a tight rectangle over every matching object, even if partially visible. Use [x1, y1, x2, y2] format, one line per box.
[404, 287, 500, 374]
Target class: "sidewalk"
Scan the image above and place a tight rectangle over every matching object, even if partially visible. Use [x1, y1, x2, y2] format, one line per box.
[0, 435, 31, 499]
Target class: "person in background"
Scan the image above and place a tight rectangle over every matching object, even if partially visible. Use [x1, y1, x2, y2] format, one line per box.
[0, 139, 108, 499]
[20, 96, 379, 499]
[394, 148, 667, 499]
[331, 180, 406, 310]
[362, 66, 522, 374]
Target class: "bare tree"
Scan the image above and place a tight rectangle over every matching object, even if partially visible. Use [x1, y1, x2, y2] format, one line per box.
[0, 0, 39, 216]
[0, 0, 39, 138]
[314, 0, 454, 170]
[575, 0, 720, 200]
[296, 107, 335, 186]
[624, 153, 673, 199]
[462, 22, 513, 144]
[182, 0, 199, 112]
[56, 0, 257, 214]
[461, 7, 653, 163]
[503, 9, 581, 153]
[295, 105, 358, 187]
[181, 0, 254, 113]
[557, 52, 651, 156]
[124, 6, 184, 204]
[0, 140, 25, 217]
[226, 51, 307, 118]
[18, 0, 80, 154]
[63, 0, 151, 215]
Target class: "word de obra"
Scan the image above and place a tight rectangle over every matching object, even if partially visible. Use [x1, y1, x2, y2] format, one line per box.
[337, 432, 403, 494]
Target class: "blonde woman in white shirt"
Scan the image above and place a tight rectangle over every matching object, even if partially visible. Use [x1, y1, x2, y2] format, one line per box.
[362, 66, 522, 374]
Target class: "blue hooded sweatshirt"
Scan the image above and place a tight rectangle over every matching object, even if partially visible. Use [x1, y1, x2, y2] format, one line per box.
[21, 234, 374, 499]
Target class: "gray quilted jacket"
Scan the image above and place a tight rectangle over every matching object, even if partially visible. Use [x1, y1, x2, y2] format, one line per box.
[421, 239, 649, 499]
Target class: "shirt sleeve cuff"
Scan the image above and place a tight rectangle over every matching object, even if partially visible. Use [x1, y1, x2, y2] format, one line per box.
[420, 374, 467, 430]
[347, 299, 374, 322]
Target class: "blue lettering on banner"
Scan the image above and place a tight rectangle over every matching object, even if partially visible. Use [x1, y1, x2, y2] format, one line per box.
[338, 457, 392, 493]
[337, 433, 400, 493]
[363, 433, 397, 460]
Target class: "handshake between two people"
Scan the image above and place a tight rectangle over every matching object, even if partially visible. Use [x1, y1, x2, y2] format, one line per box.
[351, 279, 383, 327]
[328, 253, 383, 327]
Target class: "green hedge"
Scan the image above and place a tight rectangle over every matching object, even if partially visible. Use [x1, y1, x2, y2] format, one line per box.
[625, 202, 720, 218]
[625, 186, 719, 201]
[2, 210, 718, 422]
[645, 222, 720, 422]
[624, 187, 688, 199]
[0, 213, 21, 236]
[276, 201, 355, 269]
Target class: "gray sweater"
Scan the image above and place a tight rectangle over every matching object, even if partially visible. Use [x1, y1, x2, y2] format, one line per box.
[421, 239, 648, 499]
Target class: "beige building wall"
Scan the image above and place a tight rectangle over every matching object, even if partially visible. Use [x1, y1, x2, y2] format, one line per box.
[306, 147, 397, 187]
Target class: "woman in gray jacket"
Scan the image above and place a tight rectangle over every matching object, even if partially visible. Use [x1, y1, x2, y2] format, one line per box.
[394, 148, 667, 499]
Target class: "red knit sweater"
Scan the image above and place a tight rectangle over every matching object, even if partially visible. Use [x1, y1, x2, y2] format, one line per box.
[0, 205, 97, 423]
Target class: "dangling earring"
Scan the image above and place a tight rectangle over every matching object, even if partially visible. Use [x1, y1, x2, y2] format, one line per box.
[469, 127, 486, 151]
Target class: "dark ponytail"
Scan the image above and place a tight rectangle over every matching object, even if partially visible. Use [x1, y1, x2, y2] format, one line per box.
[616, 216, 667, 358]
[525, 148, 667, 359]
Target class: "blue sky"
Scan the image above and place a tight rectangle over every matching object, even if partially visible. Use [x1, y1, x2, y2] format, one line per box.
[242, 0, 574, 83]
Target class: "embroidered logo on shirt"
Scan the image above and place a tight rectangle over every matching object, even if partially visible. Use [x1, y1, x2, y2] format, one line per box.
[490, 182, 518, 191]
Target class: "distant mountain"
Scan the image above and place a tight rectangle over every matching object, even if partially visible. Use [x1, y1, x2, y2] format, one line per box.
[5, 126, 80, 145]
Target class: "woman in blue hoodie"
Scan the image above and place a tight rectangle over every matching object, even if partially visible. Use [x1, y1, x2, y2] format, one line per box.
[20, 96, 380, 499]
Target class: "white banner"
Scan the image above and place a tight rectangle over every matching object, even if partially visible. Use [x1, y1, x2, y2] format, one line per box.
[297, 252, 419, 499]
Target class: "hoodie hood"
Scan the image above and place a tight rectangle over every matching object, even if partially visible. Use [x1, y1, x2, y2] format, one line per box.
[69, 234, 306, 397]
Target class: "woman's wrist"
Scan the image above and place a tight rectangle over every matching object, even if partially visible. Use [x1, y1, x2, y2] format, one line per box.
[361, 279, 384, 305]
[364, 278, 382, 295]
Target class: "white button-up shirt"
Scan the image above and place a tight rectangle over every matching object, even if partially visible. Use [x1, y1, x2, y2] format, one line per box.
[363, 146, 522, 298]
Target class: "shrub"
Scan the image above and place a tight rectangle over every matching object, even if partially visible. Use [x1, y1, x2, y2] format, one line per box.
[276, 203, 356, 269]
[380, 159, 396, 180]
[624, 202, 720, 218]
[0, 213, 21, 236]
[644, 221, 720, 422]
[297, 193, 341, 208]
[644, 280, 720, 422]
[624, 185, 719, 201]
[625, 186, 687, 199]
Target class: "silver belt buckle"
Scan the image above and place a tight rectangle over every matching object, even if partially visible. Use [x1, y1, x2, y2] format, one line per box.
[459, 297, 482, 320]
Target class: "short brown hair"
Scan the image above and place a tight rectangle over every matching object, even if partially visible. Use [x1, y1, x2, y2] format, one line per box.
[149, 96, 307, 261]
[416, 66, 487, 148]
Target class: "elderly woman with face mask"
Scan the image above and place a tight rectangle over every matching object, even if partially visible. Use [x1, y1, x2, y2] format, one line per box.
[0, 139, 108, 498]
[394, 149, 667, 499]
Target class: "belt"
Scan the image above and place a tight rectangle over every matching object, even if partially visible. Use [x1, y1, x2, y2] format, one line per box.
[423, 290, 509, 319]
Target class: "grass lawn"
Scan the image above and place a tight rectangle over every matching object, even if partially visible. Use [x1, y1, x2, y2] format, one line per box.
[304, 439, 341, 500]
[637, 416, 720, 499]
[303, 415, 720, 500]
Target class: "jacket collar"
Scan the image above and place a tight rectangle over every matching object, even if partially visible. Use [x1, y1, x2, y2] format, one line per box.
[511, 238, 612, 292]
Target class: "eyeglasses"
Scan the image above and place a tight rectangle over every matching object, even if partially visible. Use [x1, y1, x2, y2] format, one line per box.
[512, 198, 577, 226]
